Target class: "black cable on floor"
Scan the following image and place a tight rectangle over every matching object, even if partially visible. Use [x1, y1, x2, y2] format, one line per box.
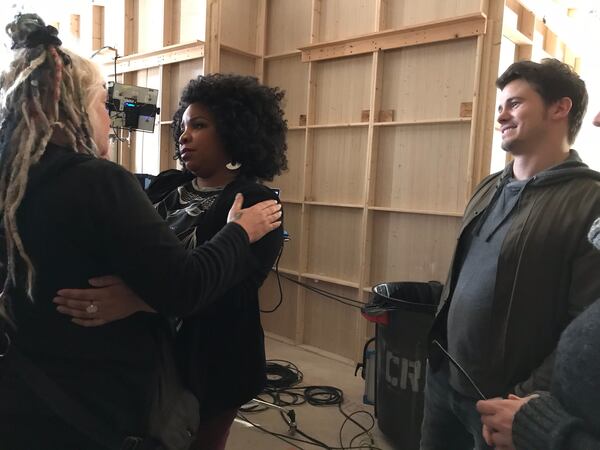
[240, 360, 383, 450]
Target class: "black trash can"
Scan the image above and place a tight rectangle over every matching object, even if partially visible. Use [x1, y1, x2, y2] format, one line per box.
[362, 281, 442, 450]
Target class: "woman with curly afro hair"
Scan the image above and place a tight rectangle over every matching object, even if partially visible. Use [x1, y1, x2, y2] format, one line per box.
[56, 73, 288, 449]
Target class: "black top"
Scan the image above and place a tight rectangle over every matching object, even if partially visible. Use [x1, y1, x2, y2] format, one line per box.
[0, 144, 256, 448]
[145, 170, 283, 419]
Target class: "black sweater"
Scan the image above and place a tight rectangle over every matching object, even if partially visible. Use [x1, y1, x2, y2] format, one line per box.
[145, 170, 283, 419]
[513, 298, 600, 449]
[0, 145, 256, 448]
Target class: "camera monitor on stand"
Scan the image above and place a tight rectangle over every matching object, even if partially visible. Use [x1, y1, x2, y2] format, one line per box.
[107, 82, 160, 132]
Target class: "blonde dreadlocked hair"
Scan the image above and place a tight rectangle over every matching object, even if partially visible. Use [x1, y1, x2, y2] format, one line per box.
[0, 13, 106, 305]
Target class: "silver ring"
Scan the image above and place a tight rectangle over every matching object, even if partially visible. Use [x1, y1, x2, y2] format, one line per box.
[86, 302, 98, 314]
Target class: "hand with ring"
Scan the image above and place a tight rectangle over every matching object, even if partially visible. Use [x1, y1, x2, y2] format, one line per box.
[54, 275, 155, 327]
[85, 302, 98, 314]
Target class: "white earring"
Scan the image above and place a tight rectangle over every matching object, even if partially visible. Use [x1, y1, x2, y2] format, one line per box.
[226, 161, 242, 170]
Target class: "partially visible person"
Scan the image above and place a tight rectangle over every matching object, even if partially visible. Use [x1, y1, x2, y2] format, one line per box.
[53, 73, 287, 450]
[0, 14, 280, 450]
[477, 289, 600, 450]
[476, 113, 600, 450]
[421, 59, 600, 450]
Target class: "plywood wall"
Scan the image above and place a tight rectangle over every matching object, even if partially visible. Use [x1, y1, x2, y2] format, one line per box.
[206, 0, 501, 362]
[81, 0, 581, 363]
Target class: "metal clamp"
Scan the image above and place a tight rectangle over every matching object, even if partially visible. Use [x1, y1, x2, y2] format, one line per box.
[249, 398, 297, 435]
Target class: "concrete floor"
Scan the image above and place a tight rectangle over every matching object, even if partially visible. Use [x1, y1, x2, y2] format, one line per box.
[227, 336, 397, 450]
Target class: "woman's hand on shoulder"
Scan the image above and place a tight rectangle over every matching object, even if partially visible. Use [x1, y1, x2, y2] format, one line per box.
[227, 193, 282, 243]
[53, 275, 155, 327]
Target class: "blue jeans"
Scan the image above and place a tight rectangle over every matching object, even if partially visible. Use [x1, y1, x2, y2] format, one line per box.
[420, 364, 492, 450]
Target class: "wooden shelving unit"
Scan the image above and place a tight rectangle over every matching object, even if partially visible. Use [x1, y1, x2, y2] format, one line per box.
[243, 0, 497, 362]
[81, 0, 583, 364]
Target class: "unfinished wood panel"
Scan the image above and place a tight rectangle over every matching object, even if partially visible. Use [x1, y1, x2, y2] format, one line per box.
[319, 0, 376, 42]
[133, 67, 161, 174]
[259, 274, 298, 341]
[503, 2, 520, 30]
[306, 206, 362, 283]
[531, 19, 548, 61]
[172, 0, 206, 43]
[266, 130, 305, 202]
[490, 36, 517, 174]
[314, 54, 372, 124]
[468, 0, 504, 189]
[277, 203, 302, 271]
[220, 0, 259, 53]
[92, 6, 104, 50]
[266, 1, 311, 55]
[385, 0, 480, 28]
[369, 212, 461, 286]
[543, 30, 562, 58]
[302, 281, 363, 360]
[99, 0, 135, 57]
[308, 128, 368, 204]
[373, 123, 471, 213]
[517, 4, 535, 40]
[219, 51, 257, 76]
[380, 39, 477, 122]
[164, 58, 204, 119]
[264, 56, 308, 127]
[134, 0, 163, 53]
[249, 0, 508, 363]
[159, 124, 179, 171]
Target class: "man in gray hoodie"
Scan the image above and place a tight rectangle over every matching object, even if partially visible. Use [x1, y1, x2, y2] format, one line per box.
[421, 59, 600, 450]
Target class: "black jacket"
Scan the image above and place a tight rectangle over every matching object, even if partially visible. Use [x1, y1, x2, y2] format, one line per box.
[429, 151, 600, 397]
[145, 170, 283, 419]
[0, 144, 255, 449]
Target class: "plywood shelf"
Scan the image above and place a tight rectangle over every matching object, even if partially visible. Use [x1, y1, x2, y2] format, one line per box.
[220, 44, 261, 59]
[277, 267, 300, 277]
[264, 50, 303, 60]
[307, 123, 369, 129]
[160, 120, 173, 125]
[300, 272, 360, 289]
[502, 24, 533, 45]
[102, 40, 204, 75]
[299, 13, 487, 62]
[374, 118, 472, 127]
[305, 201, 364, 209]
[368, 206, 464, 217]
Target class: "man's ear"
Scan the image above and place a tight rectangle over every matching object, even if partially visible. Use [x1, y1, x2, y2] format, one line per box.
[550, 97, 572, 120]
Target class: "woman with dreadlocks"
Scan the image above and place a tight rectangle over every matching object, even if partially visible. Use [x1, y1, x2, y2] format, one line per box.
[0, 13, 281, 450]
